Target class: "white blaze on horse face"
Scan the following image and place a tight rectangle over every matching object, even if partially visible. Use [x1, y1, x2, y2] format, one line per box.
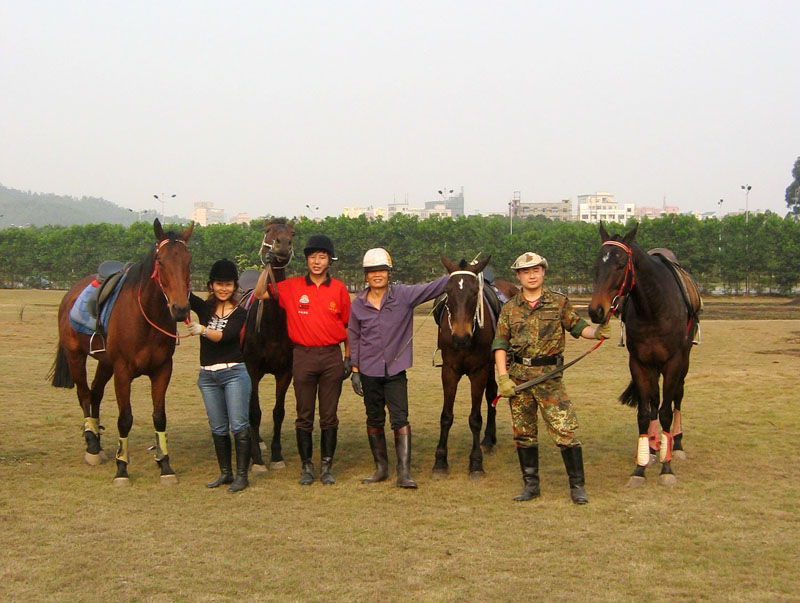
[458, 278, 464, 290]
[603, 251, 611, 263]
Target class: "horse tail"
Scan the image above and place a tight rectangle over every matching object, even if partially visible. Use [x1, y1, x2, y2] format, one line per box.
[49, 344, 75, 389]
[619, 380, 638, 407]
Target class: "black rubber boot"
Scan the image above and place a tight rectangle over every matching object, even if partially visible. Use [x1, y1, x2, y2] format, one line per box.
[513, 445, 540, 501]
[362, 426, 389, 484]
[297, 428, 315, 485]
[207, 433, 234, 488]
[394, 425, 418, 489]
[320, 427, 337, 485]
[561, 445, 588, 504]
[228, 428, 251, 493]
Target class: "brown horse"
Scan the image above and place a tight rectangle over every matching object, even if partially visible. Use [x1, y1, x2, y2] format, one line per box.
[242, 219, 295, 471]
[433, 256, 517, 477]
[588, 223, 699, 487]
[50, 219, 194, 485]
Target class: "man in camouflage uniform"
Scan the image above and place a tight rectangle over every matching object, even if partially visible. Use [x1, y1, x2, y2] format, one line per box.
[492, 252, 609, 504]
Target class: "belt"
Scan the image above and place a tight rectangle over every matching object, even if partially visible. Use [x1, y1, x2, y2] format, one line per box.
[201, 362, 243, 371]
[511, 354, 561, 367]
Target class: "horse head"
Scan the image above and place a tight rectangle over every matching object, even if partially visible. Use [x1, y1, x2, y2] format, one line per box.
[153, 218, 194, 322]
[441, 255, 491, 349]
[588, 222, 637, 324]
[262, 219, 295, 267]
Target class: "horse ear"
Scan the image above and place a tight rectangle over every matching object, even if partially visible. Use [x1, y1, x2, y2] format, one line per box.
[471, 256, 491, 274]
[623, 222, 639, 245]
[287, 220, 294, 231]
[440, 254, 457, 274]
[154, 218, 165, 241]
[264, 218, 270, 229]
[180, 221, 195, 242]
[599, 221, 610, 242]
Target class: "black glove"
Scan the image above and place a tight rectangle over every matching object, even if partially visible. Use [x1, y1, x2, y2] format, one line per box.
[343, 356, 352, 379]
[351, 372, 363, 397]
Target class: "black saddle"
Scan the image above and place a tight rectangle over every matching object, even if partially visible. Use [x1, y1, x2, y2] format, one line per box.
[88, 261, 129, 319]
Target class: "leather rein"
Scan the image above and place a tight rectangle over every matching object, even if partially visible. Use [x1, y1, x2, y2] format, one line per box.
[137, 238, 191, 340]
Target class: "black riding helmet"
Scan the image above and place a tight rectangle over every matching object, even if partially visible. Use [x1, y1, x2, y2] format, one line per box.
[303, 233, 337, 261]
[208, 258, 238, 282]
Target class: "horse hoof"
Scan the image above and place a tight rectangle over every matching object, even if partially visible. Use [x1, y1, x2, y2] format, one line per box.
[469, 470, 485, 480]
[432, 469, 449, 479]
[252, 463, 268, 474]
[480, 444, 495, 455]
[259, 441, 267, 452]
[672, 450, 687, 461]
[269, 460, 286, 470]
[160, 474, 178, 486]
[113, 477, 132, 487]
[626, 476, 646, 489]
[658, 473, 677, 487]
[84, 452, 105, 466]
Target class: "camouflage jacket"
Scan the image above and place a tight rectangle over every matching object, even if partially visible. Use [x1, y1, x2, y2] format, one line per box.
[492, 286, 588, 361]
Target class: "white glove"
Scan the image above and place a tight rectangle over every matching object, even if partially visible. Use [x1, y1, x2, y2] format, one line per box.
[188, 322, 205, 336]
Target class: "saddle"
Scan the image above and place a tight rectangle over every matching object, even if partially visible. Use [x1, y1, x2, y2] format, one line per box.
[87, 261, 129, 319]
[648, 248, 703, 319]
[432, 282, 504, 328]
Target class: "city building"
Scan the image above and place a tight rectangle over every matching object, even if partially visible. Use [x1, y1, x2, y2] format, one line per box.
[191, 201, 226, 226]
[511, 197, 573, 221]
[229, 212, 250, 225]
[342, 205, 387, 219]
[635, 205, 680, 219]
[426, 188, 464, 217]
[576, 192, 634, 224]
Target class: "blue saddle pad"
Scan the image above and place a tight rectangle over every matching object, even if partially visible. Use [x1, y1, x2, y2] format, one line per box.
[69, 274, 128, 335]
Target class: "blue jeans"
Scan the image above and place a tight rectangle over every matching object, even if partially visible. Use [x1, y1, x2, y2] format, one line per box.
[197, 363, 251, 436]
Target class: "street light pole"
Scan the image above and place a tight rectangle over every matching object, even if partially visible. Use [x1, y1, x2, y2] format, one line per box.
[153, 193, 176, 223]
[741, 184, 752, 295]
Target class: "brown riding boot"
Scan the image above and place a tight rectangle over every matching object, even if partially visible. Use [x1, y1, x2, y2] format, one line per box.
[394, 425, 418, 489]
[362, 426, 389, 483]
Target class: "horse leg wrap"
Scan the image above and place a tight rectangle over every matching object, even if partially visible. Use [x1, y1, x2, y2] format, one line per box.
[672, 410, 682, 436]
[116, 437, 130, 464]
[84, 416, 100, 435]
[647, 419, 660, 450]
[659, 431, 673, 463]
[636, 434, 650, 467]
[154, 431, 168, 461]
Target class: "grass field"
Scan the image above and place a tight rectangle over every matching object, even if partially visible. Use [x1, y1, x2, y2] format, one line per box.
[1, 290, 798, 601]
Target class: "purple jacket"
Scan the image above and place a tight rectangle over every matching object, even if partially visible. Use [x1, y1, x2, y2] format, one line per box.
[349, 275, 449, 378]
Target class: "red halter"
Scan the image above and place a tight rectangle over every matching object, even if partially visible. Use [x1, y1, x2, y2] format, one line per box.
[601, 240, 635, 320]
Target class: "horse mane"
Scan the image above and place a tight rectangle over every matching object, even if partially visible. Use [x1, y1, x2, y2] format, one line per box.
[458, 259, 469, 269]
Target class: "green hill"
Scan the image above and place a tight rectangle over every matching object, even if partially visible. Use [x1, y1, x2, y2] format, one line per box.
[0, 184, 185, 227]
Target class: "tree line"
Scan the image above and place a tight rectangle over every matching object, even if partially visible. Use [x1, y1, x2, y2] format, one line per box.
[1, 212, 798, 296]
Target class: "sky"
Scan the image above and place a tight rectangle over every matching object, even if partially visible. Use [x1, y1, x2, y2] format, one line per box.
[1, 1, 798, 220]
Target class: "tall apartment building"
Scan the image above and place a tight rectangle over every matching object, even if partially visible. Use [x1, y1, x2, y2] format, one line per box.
[511, 198, 573, 221]
[576, 192, 634, 224]
[191, 201, 226, 226]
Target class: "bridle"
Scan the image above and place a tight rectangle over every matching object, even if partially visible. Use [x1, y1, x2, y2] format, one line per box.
[259, 233, 294, 268]
[137, 238, 191, 340]
[601, 240, 635, 322]
[444, 269, 485, 335]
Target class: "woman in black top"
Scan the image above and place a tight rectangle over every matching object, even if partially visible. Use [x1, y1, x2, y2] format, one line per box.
[188, 259, 251, 492]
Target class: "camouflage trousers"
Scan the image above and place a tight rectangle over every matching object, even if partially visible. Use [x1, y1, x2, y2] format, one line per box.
[507, 375, 579, 448]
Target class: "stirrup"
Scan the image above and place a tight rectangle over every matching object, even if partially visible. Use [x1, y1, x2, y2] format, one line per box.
[88, 332, 106, 355]
[692, 322, 702, 345]
[432, 348, 443, 367]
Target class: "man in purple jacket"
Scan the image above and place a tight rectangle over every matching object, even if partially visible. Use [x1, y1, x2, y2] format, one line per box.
[348, 248, 449, 488]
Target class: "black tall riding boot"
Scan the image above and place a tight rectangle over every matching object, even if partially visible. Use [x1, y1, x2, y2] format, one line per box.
[513, 445, 540, 501]
[560, 445, 588, 504]
[228, 428, 251, 493]
[362, 426, 389, 484]
[394, 425, 418, 489]
[297, 428, 314, 485]
[206, 433, 233, 488]
[320, 427, 338, 485]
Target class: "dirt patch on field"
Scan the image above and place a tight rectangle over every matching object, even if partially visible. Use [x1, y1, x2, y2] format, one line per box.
[755, 330, 800, 357]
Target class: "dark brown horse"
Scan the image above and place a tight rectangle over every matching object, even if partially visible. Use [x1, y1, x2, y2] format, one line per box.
[588, 223, 699, 487]
[50, 219, 194, 485]
[242, 219, 295, 471]
[433, 256, 518, 477]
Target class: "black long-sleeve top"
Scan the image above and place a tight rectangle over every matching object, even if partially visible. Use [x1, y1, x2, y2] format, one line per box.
[189, 293, 247, 366]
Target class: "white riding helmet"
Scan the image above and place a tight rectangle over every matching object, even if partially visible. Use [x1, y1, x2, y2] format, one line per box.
[362, 247, 393, 272]
[511, 252, 548, 271]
